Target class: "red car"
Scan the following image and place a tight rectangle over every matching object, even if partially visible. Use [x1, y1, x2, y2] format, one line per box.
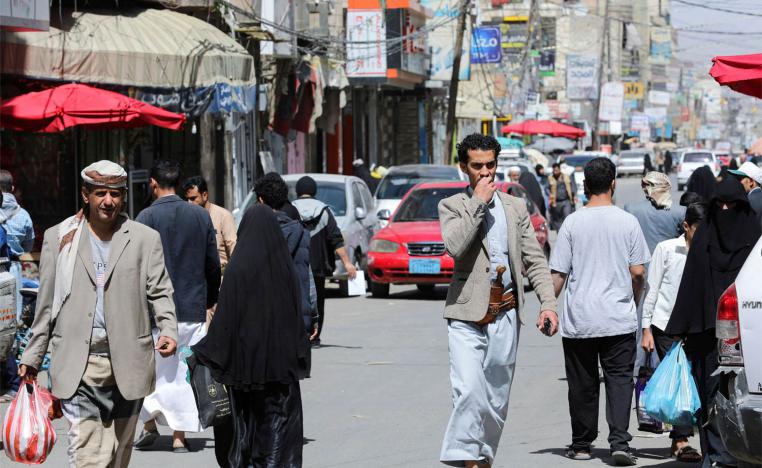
[367, 181, 549, 298]
[495, 181, 550, 258]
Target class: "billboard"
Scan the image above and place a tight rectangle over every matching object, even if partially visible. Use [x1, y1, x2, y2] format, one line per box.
[599, 82, 624, 122]
[650, 28, 672, 64]
[421, 0, 470, 82]
[471, 27, 502, 64]
[567, 55, 599, 100]
[346, 10, 387, 78]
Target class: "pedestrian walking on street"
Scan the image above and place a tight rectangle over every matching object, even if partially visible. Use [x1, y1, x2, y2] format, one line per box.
[193, 205, 308, 468]
[19, 160, 178, 468]
[292, 176, 357, 347]
[666, 176, 761, 468]
[519, 170, 547, 218]
[438, 134, 558, 468]
[686, 166, 717, 202]
[535, 164, 549, 193]
[625, 172, 685, 254]
[728, 161, 762, 226]
[640, 202, 707, 463]
[134, 160, 221, 453]
[549, 157, 650, 466]
[548, 162, 577, 231]
[0, 170, 34, 403]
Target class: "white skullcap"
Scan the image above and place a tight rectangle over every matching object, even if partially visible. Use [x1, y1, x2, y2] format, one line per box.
[81, 160, 127, 188]
[509, 166, 521, 173]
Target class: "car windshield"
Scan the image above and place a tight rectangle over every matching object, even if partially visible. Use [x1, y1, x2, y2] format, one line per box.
[620, 151, 647, 160]
[683, 152, 714, 163]
[287, 181, 347, 216]
[376, 168, 460, 200]
[563, 156, 596, 168]
[393, 187, 464, 222]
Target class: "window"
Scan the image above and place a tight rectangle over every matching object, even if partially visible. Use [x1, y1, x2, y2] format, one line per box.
[352, 183, 364, 210]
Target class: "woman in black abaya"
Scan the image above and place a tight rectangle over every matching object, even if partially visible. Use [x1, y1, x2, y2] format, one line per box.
[193, 205, 308, 468]
[666, 176, 761, 467]
[518, 171, 547, 218]
[686, 165, 717, 202]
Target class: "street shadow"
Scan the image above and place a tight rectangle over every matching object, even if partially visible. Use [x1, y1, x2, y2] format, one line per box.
[531, 446, 681, 466]
[138, 435, 215, 452]
[367, 287, 448, 301]
[313, 344, 363, 350]
[303, 437, 316, 445]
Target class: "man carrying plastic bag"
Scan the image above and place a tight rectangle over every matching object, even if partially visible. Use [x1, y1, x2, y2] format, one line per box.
[2, 382, 57, 463]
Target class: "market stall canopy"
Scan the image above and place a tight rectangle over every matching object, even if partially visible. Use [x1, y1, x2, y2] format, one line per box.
[0, 83, 186, 132]
[1, 9, 256, 114]
[527, 136, 576, 152]
[710, 53, 762, 99]
[501, 120, 586, 138]
[496, 136, 524, 149]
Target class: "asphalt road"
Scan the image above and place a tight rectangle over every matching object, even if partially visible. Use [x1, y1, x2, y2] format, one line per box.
[2, 174, 693, 467]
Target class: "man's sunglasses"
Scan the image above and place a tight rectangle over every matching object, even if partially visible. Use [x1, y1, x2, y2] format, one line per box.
[467, 160, 497, 171]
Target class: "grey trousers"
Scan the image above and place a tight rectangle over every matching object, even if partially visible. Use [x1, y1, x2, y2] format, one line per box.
[550, 200, 573, 231]
[440, 310, 520, 466]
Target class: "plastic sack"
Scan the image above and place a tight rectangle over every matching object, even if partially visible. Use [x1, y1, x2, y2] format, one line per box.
[635, 352, 663, 433]
[2, 382, 57, 464]
[641, 341, 701, 426]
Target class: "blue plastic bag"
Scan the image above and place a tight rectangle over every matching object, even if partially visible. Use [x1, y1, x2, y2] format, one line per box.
[641, 341, 701, 426]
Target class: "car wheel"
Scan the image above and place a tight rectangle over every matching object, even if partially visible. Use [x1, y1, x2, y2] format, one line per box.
[416, 284, 436, 294]
[370, 281, 390, 298]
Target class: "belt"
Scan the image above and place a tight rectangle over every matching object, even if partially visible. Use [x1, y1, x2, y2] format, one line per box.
[475, 290, 517, 326]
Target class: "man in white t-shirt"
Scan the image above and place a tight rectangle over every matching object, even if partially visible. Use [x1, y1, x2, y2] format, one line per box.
[549, 157, 650, 466]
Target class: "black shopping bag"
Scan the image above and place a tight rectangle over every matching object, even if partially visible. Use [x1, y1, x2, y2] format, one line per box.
[186, 353, 231, 428]
[635, 352, 663, 433]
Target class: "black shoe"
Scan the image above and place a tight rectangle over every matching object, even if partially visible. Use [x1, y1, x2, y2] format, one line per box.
[133, 430, 159, 449]
[311, 339, 321, 348]
[173, 440, 191, 453]
[612, 450, 637, 466]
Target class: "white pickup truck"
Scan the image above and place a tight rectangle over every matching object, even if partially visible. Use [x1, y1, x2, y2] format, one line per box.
[715, 237, 762, 466]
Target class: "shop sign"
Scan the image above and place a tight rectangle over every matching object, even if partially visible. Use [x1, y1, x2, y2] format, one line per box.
[650, 28, 672, 64]
[644, 106, 668, 124]
[346, 10, 387, 78]
[648, 90, 670, 106]
[539, 50, 555, 77]
[624, 82, 644, 100]
[631, 113, 649, 131]
[421, 0, 470, 82]
[566, 55, 599, 100]
[471, 27, 502, 64]
[599, 82, 624, 122]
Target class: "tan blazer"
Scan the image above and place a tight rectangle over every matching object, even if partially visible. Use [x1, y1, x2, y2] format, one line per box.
[438, 190, 557, 324]
[21, 216, 178, 401]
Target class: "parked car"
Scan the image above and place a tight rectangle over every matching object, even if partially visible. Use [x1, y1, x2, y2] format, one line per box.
[495, 182, 550, 258]
[677, 150, 721, 191]
[374, 164, 464, 228]
[368, 182, 464, 297]
[234, 174, 377, 295]
[714, 237, 762, 465]
[617, 149, 653, 176]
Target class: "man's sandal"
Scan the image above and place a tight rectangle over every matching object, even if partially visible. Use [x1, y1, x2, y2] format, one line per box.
[674, 445, 701, 463]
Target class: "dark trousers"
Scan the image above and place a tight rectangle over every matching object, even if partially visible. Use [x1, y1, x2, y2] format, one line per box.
[684, 331, 736, 468]
[563, 333, 636, 453]
[650, 326, 694, 440]
[1, 353, 20, 393]
[550, 199, 573, 231]
[314, 275, 326, 340]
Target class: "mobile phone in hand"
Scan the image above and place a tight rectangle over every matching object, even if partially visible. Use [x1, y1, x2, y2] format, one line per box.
[543, 318, 552, 336]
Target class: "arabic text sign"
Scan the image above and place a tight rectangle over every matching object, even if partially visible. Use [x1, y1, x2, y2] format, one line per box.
[471, 27, 502, 64]
[599, 82, 624, 122]
[566, 55, 599, 100]
[346, 10, 387, 78]
[421, 0, 470, 82]
[648, 90, 670, 106]
[624, 82, 644, 100]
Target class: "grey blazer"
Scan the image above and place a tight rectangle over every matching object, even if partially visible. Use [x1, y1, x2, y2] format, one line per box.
[438, 190, 557, 323]
[21, 216, 178, 401]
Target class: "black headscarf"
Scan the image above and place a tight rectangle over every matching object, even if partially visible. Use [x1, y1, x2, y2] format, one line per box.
[192, 205, 308, 390]
[518, 171, 547, 217]
[666, 177, 761, 335]
[686, 165, 716, 202]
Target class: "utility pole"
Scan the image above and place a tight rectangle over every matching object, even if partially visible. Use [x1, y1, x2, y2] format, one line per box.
[444, 0, 469, 165]
[593, 0, 609, 149]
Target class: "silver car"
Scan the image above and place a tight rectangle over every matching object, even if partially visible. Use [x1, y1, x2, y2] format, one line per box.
[616, 149, 653, 176]
[235, 174, 377, 295]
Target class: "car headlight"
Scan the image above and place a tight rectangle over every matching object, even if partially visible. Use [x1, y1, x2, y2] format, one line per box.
[370, 239, 400, 253]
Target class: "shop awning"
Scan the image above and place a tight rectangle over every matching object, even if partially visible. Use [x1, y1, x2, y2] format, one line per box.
[1, 9, 256, 113]
[710, 53, 762, 99]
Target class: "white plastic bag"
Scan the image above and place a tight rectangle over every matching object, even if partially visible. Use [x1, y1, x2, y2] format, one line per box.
[2, 382, 57, 464]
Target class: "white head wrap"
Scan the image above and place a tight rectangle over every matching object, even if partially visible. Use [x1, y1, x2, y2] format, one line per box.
[81, 160, 127, 188]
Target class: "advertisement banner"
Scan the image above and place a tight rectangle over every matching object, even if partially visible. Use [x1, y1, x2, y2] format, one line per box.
[624, 82, 644, 100]
[650, 28, 672, 64]
[566, 55, 599, 100]
[346, 10, 387, 77]
[644, 106, 668, 124]
[421, 0, 471, 82]
[648, 90, 671, 106]
[599, 82, 625, 122]
[471, 27, 502, 64]
[631, 113, 650, 131]
[539, 50, 556, 77]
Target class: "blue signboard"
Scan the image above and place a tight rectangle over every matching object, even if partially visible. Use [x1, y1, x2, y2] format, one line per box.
[471, 27, 502, 64]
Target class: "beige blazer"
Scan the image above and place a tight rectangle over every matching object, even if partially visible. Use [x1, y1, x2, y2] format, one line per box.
[438, 190, 557, 324]
[21, 216, 178, 401]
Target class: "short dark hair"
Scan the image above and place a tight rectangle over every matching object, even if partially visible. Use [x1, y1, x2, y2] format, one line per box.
[150, 160, 182, 189]
[456, 133, 501, 163]
[255, 172, 289, 210]
[679, 191, 704, 207]
[551, 162, 561, 170]
[535, 164, 544, 174]
[685, 202, 708, 226]
[0, 170, 13, 192]
[583, 157, 616, 196]
[182, 175, 208, 194]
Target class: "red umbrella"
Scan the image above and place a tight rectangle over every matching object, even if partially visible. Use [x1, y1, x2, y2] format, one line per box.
[710, 53, 762, 99]
[0, 83, 186, 132]
[500, 119, 585, 138]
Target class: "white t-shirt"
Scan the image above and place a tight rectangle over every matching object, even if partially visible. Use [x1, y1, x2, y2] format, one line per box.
[549, 205, 650, 338]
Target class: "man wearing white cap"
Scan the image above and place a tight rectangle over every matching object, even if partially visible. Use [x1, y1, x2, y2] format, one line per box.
[729, 161, 762, 225]
[19, 160, 178, 468]
[508, 166, 521, 183]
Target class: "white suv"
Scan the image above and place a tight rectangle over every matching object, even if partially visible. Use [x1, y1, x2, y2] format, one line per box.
[677, 151, 720, 191]
[714, 237, 762, 465]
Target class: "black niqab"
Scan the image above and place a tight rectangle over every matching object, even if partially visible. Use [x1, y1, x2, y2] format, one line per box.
[666, 177, 762, 335]
[192, 205, 307, 390]
[519, 171, 547, 217]
[686, 165, 716, 202]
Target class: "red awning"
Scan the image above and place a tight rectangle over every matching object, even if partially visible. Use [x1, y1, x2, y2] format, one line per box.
[0, 83, 186, 132]
[500, 120, 585, 138]
[710, 53, 762, 99]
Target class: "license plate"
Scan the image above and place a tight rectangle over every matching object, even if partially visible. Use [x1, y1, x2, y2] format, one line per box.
[409, 258, 441, 274]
